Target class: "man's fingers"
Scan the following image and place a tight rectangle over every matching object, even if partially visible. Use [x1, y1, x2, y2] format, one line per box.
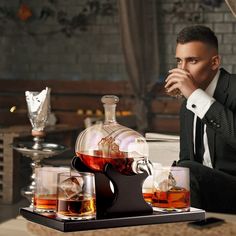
[165, 74, 183, 87]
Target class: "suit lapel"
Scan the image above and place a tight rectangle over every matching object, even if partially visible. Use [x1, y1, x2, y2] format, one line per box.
[207, 68, 230, 166]
[213, 68, 229, 104]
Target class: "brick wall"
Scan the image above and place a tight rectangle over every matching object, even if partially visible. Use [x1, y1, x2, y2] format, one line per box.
[0, 0, 235, 81]
[157, 0, 236, 79]
[0, 0, 127, 81]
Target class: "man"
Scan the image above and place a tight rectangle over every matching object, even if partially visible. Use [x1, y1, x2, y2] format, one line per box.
[165, 25, 236, 213]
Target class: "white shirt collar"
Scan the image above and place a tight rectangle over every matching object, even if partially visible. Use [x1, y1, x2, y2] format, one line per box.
[205, 69, 220, 96]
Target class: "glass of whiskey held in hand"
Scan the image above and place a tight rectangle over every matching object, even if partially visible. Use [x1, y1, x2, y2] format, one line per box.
[56, 171, 96, 220]
[165, 72, 183, 98]
[33, 166, 70, 213]
[152, 166, 190, 212]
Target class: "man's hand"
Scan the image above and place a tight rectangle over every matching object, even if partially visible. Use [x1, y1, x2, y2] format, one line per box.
[165, 68, 198, 98]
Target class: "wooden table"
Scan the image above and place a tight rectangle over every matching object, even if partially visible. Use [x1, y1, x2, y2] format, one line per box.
[0, 212, 235, 236]
[0, 124, 78, 204]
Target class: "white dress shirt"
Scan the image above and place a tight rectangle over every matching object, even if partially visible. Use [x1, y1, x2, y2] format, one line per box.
[186, 70, 220, 168]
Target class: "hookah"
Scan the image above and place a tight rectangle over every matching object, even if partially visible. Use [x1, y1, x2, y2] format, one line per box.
[13, 87, 68, 207]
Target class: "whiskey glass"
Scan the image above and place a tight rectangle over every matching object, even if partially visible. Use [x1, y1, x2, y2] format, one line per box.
[152, 166, 190, 212]
[33, 166, 70, 213]
[56, 171, 96, 220]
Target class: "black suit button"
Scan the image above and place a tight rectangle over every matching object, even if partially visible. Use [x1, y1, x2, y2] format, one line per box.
[192, 104, 196, 108]
[210, 120, 214, 123]
[216, 124, 220, 128]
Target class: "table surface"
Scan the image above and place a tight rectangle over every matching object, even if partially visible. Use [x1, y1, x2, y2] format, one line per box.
[0, 212, 235, 236]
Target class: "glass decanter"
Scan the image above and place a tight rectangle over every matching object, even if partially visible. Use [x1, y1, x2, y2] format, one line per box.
[75, 95, 151, 175]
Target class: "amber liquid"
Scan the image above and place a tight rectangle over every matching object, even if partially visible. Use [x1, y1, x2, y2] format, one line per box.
[165, 88, 183, 98]
[152, 187, 190, 209]
[76, 151, 134, 175]
[57, 197, 96, 218]
[143, 192, 153, 204]
[34, 194, 57, 211]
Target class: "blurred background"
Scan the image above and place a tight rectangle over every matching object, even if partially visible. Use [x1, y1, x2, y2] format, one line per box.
[0, 0, 235, 222]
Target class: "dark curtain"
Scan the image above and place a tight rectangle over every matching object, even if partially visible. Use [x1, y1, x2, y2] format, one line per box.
[117, 0, 160, 133]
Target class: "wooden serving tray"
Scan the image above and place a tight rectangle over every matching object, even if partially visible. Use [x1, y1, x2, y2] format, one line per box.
[20, 207, 205, 232]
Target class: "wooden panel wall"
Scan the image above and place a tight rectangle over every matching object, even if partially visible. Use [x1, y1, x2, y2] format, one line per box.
[0, 79, 135, 129]
[0, 79, 182, 134]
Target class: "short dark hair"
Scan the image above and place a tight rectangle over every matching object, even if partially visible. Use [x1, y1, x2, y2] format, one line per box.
[176, 25, 218, 51]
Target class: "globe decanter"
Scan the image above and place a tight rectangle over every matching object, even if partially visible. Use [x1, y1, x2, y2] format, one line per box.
[75, 95, 151, 175]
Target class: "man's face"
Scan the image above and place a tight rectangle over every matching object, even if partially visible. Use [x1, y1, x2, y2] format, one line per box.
[175, 41, 220, 89]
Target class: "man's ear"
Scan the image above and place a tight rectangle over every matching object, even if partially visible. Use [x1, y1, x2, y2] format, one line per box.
[211, 55, 221, 70]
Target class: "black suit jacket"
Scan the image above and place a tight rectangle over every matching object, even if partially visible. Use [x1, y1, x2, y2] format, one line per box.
[179, 68, 236, 176]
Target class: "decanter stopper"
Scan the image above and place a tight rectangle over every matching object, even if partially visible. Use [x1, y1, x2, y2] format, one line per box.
[101, 95, 119, 125]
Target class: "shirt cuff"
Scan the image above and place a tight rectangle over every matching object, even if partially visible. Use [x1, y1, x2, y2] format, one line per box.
[186, 89, 215, 119]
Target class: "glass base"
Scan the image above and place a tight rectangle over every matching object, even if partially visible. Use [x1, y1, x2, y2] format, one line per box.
[33, 208, 56, 213]
[153, 206, 190, 213]
[56, 213, 96, 221]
